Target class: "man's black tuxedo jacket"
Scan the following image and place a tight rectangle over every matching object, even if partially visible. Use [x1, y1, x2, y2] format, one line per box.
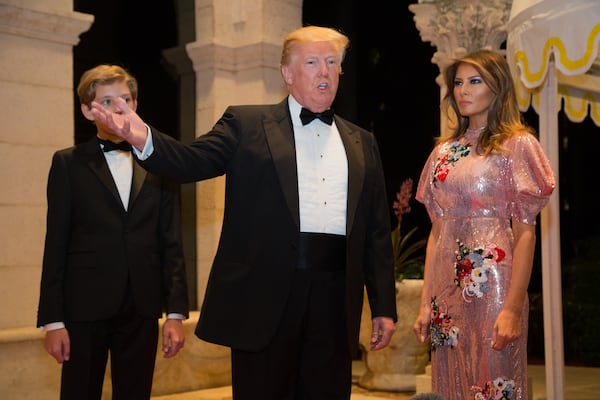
[37, 137, 189, 327]
[140, 98, 397, 355]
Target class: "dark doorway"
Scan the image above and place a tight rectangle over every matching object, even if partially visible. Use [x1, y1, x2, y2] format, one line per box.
[73, 0, 197, 308]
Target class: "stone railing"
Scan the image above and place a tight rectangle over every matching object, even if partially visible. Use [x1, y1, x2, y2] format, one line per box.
[0, 311, 231, 399]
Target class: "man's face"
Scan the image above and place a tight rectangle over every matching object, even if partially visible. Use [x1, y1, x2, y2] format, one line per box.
[282, 41, 341, 113]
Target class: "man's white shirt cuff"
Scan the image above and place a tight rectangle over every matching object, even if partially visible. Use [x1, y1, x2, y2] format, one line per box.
[132, 124, 155, 160]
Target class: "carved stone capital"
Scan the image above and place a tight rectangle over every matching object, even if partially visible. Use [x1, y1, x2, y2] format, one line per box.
[0, 4, 93, 46]
[409, 0, 512, 81]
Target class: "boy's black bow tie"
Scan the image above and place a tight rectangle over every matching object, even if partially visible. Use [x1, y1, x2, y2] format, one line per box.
[300, 107, 334, 125]
[98, 138, 131, 152]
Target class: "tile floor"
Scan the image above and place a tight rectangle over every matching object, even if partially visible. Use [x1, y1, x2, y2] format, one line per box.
[151, 361, 600, 400]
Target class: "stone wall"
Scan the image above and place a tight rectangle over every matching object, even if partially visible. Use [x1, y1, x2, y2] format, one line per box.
[0, 312, 231, 399]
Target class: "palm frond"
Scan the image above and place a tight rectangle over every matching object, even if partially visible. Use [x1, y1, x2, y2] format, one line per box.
[392, 226, 426, 281]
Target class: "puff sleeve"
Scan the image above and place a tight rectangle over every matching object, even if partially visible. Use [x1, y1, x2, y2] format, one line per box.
[508, 133, 556, 224]
[416, 145, 444, 222]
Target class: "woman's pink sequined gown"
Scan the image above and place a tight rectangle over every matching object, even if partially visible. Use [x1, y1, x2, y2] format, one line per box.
[416, 129, 555, 400]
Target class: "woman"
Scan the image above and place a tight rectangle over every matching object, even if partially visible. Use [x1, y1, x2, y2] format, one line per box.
[413, 49, 555, 400]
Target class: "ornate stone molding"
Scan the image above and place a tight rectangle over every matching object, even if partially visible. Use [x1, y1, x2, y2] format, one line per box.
[0, 4, 93, 46]
[409, 0, 512, 84]
[186, 41, 281, 73]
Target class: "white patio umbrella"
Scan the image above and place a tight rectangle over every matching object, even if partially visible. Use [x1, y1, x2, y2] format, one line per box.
[507, 0, 600, 398]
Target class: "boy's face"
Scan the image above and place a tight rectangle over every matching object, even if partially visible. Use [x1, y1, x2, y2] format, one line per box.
[80, 81, 137, 140]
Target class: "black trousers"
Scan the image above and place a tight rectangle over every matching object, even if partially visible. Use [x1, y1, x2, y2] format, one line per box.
[231, 233, 351, 400]
[60, 291, 159, 400]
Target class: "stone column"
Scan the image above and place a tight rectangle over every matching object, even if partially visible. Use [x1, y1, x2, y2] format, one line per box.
[186, 0, 300, 316]
[0, 0, 92, 329]
[0, 2, 93, 398]
[409, 0, 512, 134]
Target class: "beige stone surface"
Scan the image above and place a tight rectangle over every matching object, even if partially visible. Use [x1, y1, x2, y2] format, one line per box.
[152, 313, 231, 396]
[0, 327, 61, 400]
[1, 0, 73, 13]
[0, 1, 93, 334]
[150, 363, 600, 400]
[359, 280, 430, 392]
[0, 312, 231, 400]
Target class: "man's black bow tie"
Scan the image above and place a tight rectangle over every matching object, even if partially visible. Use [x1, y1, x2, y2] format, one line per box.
[300, 107, 334, 126]
[98, 137, 131, 152]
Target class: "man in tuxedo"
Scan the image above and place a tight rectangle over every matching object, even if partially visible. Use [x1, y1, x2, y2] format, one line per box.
[90, 26, 397, 400]
[37, 64, 189, 400]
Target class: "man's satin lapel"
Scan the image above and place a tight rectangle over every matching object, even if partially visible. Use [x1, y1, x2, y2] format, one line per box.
[264, 103, 301, 231]
[337, 120, 365, 236]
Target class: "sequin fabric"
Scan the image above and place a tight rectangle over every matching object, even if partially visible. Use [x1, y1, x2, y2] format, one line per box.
[416, 129, 555, 400]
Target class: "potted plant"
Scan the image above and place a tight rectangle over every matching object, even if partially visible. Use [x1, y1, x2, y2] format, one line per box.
[391, 178, 426, 282]
[358, 178, 430, 392]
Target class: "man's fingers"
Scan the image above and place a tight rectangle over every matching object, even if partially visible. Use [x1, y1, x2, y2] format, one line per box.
[114, 96, 132, 115]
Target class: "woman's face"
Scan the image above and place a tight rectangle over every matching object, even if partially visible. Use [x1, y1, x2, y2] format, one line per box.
[452, 63, 494, 128]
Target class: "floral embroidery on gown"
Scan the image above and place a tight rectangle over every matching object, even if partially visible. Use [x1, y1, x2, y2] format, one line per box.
[416, 129, 555, 400]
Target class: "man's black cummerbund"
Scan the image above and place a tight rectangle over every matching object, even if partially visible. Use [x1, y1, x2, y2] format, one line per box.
[297, 232, 346, 271]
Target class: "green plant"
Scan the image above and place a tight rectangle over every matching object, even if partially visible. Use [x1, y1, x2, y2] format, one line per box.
[392, 178, 426, 281]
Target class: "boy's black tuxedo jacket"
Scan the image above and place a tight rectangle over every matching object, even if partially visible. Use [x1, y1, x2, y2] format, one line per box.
[37, 136, 189, 327]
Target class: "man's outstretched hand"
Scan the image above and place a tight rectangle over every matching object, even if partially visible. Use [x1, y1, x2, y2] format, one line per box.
[90, 97, 148, 150]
